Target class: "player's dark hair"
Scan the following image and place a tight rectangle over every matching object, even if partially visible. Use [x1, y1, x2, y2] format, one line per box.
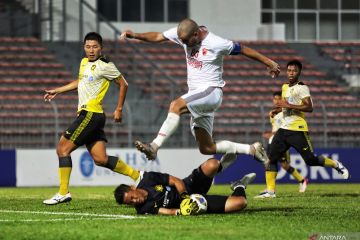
[114, 184, 131, 204]
[273, 91, 282, 97]
[84, 32, 103, 46]
[287, 60, 302, 72]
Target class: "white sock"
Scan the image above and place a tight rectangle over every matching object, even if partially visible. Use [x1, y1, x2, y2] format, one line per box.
[152, 112, 180, 148]
[216, 140, 251, 155]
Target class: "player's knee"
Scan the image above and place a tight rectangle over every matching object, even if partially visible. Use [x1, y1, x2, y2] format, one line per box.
[93, 157, 107, 166]
[242, 199, 247, 209]
[199, 145, 215, 155]
[202, 158, 220, 173]
[56, 146, 71, 157]
[169, 100, 180, 113]
[235, 198, 247, 211]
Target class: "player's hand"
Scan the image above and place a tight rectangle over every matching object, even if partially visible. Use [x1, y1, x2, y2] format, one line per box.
[267, 61, 280, 78]
[119, 30, 135, 40]
[275, 99, 289, 108]
[44, 89, 58, 102]
[113, 109, 123, 123]
[179, 198, 199, 216]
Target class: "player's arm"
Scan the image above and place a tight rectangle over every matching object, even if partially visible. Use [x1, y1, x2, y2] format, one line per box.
[269, 108, 281, 118]
[240, 45, 280, 78]
[262, 131, 273, 139]
[158, 208, 178, 215]
[168, 175, 188, 197]
[276, 96, 313, 112]
[44, 79, 79, 102]
[120, 30, 168, 43]
[113, 75, 128, 122]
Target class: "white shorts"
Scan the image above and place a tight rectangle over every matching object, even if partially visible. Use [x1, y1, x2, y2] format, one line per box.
[181, 87, 223, 137]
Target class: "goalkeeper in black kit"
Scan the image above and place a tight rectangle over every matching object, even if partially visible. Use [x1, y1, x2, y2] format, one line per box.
[114, 157, 256, 215]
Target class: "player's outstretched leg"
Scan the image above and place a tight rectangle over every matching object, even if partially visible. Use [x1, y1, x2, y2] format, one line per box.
[335, 160, 349, 179]
[220, 153, 237, 171]
[135, 140, 157, 160]
[231, 173, 256, 190]
[43, 192, 72, 205]
[254, 190, 276, 199]
[299, 178, 309, 193]
[252, 142, 270, 168]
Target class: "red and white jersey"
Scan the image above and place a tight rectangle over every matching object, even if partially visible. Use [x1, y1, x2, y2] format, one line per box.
[163, 27, 235, 91]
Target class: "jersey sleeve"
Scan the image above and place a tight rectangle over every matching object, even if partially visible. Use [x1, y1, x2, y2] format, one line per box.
[213, 36, 236, 55]
[299, 85, 311, 99]
[101, 62, 121, 81]
[162, 27, 183, 45]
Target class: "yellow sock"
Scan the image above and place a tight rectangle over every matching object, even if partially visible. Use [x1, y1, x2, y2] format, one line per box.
[59, 167, 72, 195]
[266, 171, 277, 192]
[113, 159, 140, 181]
[291, 169, 304, 182]
[323, 156, 337, 168]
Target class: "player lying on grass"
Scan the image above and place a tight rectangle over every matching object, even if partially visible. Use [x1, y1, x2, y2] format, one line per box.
[114, 157, 256, 215]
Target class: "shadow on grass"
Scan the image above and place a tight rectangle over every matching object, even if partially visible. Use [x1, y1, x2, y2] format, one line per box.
[319, 193, 360, 197]
[244, 207, 304, 213]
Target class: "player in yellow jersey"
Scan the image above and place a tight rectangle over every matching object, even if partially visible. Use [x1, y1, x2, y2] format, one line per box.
[258, 91, 308, 197]
[42, 32, 140, 205]
[255, 60, 349, 198]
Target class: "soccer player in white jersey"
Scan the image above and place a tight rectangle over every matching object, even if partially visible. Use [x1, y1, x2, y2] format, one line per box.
[255, 60, 349, 198]
[42, 32, 140, 205]
[120, 18, 280, 166]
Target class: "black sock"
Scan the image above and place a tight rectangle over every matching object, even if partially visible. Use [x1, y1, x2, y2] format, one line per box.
[105, 156, 118, 170]
[286, 166, 295, 174]
[232, 186, 246, 199]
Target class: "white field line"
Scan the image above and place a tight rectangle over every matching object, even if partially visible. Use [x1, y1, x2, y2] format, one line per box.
[0, 217, 129, 222]
[0, 210, 143, 219]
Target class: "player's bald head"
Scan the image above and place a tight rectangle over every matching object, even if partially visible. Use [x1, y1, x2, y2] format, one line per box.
[177, 18, 199, 39]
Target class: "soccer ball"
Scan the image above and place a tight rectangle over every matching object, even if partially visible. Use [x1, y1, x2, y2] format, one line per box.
[190, 194, 208, 214]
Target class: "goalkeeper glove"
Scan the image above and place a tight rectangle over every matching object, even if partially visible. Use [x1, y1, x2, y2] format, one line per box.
[178, 198, 199, 216]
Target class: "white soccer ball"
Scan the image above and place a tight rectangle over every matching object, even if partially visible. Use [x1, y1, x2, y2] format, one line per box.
[190, 194, 208, 214]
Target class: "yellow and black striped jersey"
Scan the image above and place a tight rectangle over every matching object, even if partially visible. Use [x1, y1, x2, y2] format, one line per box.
[280, 82, 311, 132]
[77, 57, 121, 113]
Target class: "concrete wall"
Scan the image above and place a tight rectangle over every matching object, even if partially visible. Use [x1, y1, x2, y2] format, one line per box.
[42, 0, 286, 41]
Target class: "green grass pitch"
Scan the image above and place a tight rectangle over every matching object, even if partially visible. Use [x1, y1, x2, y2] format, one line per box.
[0, 184, 359, 240]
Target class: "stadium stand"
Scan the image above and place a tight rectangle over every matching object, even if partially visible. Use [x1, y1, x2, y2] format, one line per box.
[0, 37, 134, 149]
[104, 40, 360, 147]
[1, 37, 359, 148]
[315, 42, 360, 73]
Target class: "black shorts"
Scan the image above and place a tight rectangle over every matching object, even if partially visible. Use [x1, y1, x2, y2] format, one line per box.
[182, 167, 213, 195]
[267, 142, 290, 163]
[182, 166, 228, 214]
[269, 128, 318, 166]
[64, 110, 107, 146]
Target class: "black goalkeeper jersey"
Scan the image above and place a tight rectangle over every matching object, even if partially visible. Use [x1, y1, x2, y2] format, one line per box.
[135, 171, 182, 214]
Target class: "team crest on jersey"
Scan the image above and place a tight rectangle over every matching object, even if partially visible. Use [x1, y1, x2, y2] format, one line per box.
[91, 65, 96, 71]
[155, 185, 164, 192]
[202, 48, 207, 55]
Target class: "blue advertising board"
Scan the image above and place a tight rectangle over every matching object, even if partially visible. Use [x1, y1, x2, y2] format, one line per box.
[214, 148, 360, 184]
[0, 150, 16, 186]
